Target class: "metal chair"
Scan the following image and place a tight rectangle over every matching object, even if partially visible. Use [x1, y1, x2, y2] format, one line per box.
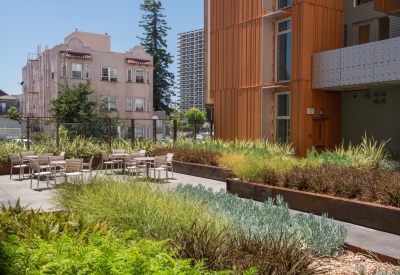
[60, 159, 83, 183]
[100, 151, 115, 174]
[150, 155, 168, 181]
[82, 156, 94, 178]
[111, 149, 125, 172]
[9, 153, 29, 180]
[139, 150, 146, 156]
[123, 155, 142, 178]
[20, 151, 35, 164]
[28, 158, 56, 189]
[165, 153, 174, 178]
[49, 155, 65, 177]
[37, 153, 53, 169]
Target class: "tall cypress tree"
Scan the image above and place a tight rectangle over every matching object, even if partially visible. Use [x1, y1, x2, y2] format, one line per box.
[138, 0, 175, 114]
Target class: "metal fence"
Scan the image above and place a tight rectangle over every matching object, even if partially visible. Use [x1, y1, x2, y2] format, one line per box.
[18, 117, 214, 150]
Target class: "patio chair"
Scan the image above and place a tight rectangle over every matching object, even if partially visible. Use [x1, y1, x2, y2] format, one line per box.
[60, 159, 83, 183]
[37, 153, 54, 169]
[139, 150, 146, 156]
[48, 155, 65, 177]
[9, 153, 29, 180]
[82, 156, 94, 178]
[165, 153, 174, 178]
[129, 152, 146, 175]
[20, 151, 35, 164]
[28, 158, 56, 190]
[60, 151, 65, 157]
[149, 155, 168, 181]
[111, 149, 125, 171]
[100, 151, 115, 174]
[123, 155, 142, 178]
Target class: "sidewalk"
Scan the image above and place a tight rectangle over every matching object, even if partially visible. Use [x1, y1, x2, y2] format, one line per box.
[0, 171, 399, 260]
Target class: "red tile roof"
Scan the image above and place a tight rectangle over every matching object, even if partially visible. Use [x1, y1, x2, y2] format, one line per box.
[60, 51, 92, 60]
[126, 58, 152, 66]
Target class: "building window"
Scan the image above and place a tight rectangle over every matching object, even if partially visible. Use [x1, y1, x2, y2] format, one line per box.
[146, 98, 150, 112]
[136, 69, 144, 83]
[146, 70, 150, 84]
[135, 126, 144, 138]
[85, 65, 90, 79]
[127, 69, 132, 82]
[355, 0, 373, 6]
[276, 18, 291, 82]
[135, 98, 144, 111]
[102, 96, 118, 111]
[354, 17, 390, 45]
[61, 63, 67, 78]
[156, 120, 162, 128]
[51, 64, 54, 79]
[277, 0, 292, 9]
[72, 63, 82, 78]
[146, 126, 150, 139]
[101, 67, 118, 81]
[275, 92, 290, 143]
[126, 97, 133, 111]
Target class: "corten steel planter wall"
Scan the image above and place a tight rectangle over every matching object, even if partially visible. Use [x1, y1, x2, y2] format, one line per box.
[172, 161, 229, 182]
[227, 178, 400, 236]
[0, 162, 11, 175]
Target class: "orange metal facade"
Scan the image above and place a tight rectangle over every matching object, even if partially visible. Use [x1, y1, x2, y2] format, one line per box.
[205, 0, 344, 156]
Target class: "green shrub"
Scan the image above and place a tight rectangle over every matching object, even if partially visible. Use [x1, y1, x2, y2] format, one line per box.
[152, 147, 222, 166]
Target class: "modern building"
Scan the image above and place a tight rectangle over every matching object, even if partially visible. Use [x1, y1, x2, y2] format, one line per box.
[177, 29, 205, 112]
[0, 89, 19, 116]
[204, 0, 400, 156]
[22, 30, 155, 139]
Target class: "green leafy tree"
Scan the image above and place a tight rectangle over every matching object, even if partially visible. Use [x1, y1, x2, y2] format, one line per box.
[169, 108, 186, 130]
[138, 0, 175, 114]
[49, 80, 109, 123]
[186, 107, 206, 126]
[4, 106, 21, 122]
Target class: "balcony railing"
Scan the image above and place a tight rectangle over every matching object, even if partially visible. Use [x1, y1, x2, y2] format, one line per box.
[312, 37, 400, 90]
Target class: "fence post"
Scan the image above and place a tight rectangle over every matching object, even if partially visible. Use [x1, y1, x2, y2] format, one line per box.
[26, 117, 30, 150]
[173, 119, 177, 143]
[83, 118, 87, 139]
[192, 120, 196, 140]
[108, 118, 111, 147]
[56, 118, 60, 147]
[153, 118, 156, 143]
[131, 119, 135, 147]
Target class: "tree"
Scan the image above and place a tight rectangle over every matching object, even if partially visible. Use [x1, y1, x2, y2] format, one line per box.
[5, 106, 21, 122]
[137, 0, 175, 114]
[49, 80, 109, 123]
[186, 107, 206, 126]
[169, 108, 186, 130]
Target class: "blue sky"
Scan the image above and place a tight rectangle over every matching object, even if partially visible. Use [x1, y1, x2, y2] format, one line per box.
[0, 0, 204, 98]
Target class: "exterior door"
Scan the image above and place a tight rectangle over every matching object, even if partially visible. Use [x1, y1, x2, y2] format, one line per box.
[313, 120, 327, 153]
[354, 20, 375, 45]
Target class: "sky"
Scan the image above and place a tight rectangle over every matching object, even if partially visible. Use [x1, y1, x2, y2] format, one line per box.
[0, 0, 204, 98]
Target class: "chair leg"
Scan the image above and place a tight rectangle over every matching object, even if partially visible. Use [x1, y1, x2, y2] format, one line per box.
[10, 166, 12, 179]
[30, 174, 33, 189]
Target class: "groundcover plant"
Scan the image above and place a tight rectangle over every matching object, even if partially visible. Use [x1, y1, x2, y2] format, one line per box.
[173, 184, 347, 257]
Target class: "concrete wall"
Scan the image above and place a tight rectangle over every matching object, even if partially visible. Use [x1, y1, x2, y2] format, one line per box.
[342, 87, 400, 151]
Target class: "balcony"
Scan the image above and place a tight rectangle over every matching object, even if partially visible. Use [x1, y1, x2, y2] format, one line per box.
[312, 37, 400, 91]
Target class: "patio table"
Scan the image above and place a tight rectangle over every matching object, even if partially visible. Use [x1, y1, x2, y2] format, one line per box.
[134, 157, 155, 177]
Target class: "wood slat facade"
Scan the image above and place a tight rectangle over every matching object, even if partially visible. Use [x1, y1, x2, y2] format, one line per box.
[205, 0, 344, 156]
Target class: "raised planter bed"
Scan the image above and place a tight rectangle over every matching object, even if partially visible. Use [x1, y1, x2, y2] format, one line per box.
[172, 160, 229, 182]
[227, 178, 400, 236]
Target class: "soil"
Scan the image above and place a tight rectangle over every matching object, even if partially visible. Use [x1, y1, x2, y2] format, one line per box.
[312, 251, 400, 274]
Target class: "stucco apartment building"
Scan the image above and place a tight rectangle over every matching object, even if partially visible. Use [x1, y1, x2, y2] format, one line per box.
[22, 31, 155, 139]
[204, 0, 400, 156]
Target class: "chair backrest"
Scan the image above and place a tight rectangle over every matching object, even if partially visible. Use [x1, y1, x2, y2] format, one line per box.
[9, 153, 21, 164]
[65, 159, 83, 172]
[20, 151, 34, 161]
[139, 150, 146, 157]
[37, 153, 53, 165]
[154, 155, 167, 167]
[129, 152, 142, 160]
[112, 149, 125, 154]
[60, 151, 65, 157]
[49, 156, 64, 164]
[100, 151, 109, 161]
[28, 158, 40, 172]
[166, 153, 174, 163]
